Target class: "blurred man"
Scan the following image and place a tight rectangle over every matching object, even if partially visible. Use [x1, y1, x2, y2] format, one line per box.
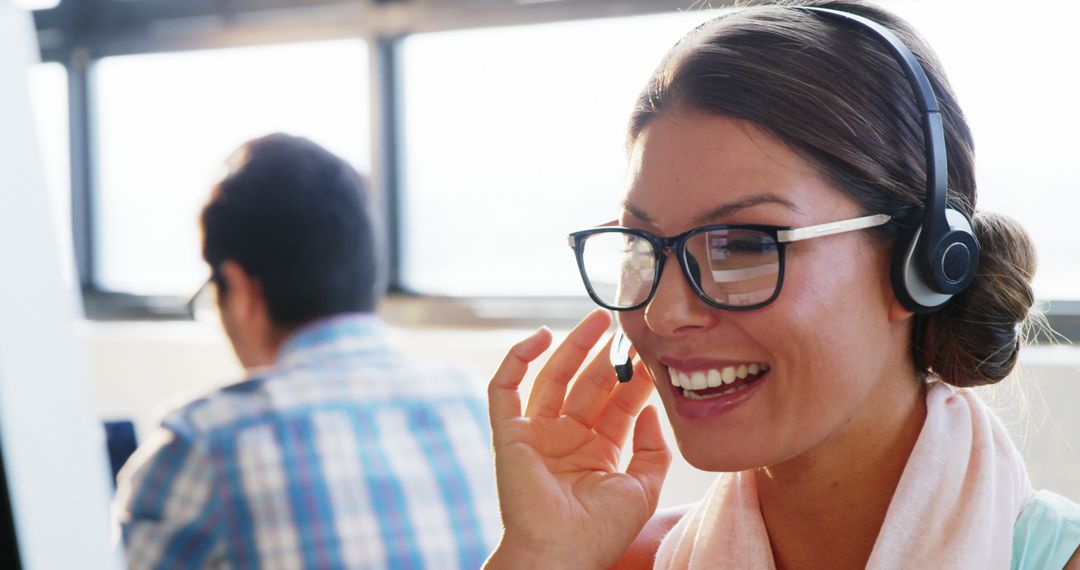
[114, 134, 500, 569]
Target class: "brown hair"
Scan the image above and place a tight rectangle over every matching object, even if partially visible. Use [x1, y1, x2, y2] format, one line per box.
[630, 0, 1037, 386]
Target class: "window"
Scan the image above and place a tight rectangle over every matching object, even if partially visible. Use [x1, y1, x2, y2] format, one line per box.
[93, 39, 370, 296]
[399, 3, 1079, 302]
[889, 0, 1080, 301]
[33, 0, 1078, 315]
[398, 11, 722, 297]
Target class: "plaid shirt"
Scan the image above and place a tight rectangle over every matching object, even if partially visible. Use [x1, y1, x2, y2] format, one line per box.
[115, 314, 501, 569]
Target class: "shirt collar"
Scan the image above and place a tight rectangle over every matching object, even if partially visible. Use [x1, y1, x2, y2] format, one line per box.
[275, 313, 392, 366]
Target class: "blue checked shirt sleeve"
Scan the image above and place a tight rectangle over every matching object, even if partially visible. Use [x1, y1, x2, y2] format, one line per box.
[114, 417, 225, 569]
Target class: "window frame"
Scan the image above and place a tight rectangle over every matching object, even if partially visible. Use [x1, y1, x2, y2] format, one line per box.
[28, 0, 1079, 341]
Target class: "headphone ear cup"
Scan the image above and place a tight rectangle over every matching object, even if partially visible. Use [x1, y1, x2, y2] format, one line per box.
[926, 213, 980, 294]
[890, 209, 979, 314]
[890, 217, 933, 313]
[890, 215, 952, 313]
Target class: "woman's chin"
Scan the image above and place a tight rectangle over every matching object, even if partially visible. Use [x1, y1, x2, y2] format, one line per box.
[674, 439, 772, 473]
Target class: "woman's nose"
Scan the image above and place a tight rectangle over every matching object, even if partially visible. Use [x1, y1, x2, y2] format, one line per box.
[643, 252, 717, 336]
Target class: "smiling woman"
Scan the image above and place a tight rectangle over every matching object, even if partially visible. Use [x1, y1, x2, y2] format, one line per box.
[482, 1, 1080, 569]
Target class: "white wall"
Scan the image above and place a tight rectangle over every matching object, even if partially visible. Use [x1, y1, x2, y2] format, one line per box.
[83, 319, 1080, 509]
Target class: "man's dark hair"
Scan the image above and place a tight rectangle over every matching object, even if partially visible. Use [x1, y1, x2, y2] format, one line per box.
[201, 133, 383, 328]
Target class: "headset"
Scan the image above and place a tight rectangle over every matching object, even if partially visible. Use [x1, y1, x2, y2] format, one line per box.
[804, 7, 981, 315]
[609, 5, 980, 382]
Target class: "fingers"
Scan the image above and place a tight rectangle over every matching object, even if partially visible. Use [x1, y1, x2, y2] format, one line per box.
[625, 405, 672, 514]
[523, 309, 611, 418]
[559, 332, 619, 427]
[488, 326, 553, 427]
[593, 359, 654, 447]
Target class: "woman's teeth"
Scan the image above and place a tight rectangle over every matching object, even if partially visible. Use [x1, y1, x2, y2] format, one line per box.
[668, 363, 768, 388]
[668, 363, 769, 400]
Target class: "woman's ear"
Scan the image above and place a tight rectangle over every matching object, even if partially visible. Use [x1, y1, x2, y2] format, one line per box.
[888, 294, 915, 323]
[877, 241, 915, 324]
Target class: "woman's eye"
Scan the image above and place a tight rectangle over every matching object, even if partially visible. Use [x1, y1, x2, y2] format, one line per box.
[726, 239, 776, 255]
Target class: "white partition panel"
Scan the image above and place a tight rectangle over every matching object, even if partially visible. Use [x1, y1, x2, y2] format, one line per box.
[0, 2, 124, 568]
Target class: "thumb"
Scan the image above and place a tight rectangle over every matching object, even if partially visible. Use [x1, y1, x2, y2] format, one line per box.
[625, 404, 672, 514]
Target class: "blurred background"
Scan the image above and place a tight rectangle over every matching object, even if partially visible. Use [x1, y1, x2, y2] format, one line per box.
[16, 0, 1080, 509]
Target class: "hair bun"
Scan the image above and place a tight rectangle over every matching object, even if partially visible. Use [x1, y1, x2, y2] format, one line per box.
[920, 211, 1037, 387]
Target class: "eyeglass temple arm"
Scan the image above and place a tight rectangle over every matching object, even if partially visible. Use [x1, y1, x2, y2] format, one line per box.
[777, 214, 891, 243]
[185, 278, 213, 318]
[187, 278, 209, 303]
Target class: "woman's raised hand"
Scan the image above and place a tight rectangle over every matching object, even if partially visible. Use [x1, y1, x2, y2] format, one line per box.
[485, 309, 672, 570]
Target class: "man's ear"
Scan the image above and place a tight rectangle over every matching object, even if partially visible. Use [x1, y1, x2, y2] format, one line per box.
[218, 260, 266, 321]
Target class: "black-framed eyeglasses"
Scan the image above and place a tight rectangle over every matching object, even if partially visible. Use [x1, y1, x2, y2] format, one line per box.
[567, 214, 891, 311]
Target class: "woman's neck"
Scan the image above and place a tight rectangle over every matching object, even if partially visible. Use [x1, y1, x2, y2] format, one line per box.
[755, 373, 928, 570]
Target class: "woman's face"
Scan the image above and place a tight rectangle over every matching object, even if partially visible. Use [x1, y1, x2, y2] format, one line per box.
[618, 113, 915, 472]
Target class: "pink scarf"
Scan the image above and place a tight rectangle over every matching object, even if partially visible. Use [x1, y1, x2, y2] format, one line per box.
[655, 382, 1034, 569]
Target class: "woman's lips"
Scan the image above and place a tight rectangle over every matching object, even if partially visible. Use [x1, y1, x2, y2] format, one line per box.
[663, 363, 769, 420]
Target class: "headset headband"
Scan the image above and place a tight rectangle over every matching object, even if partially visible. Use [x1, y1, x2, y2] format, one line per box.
[800, 7, 950, 247]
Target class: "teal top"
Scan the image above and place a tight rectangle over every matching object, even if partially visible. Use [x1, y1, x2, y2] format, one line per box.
[1013, 490, 1080, 569]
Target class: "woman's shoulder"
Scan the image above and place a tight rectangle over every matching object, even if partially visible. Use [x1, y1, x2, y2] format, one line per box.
[1013, 490, 1080, 570]
[610, 504, 693, 569]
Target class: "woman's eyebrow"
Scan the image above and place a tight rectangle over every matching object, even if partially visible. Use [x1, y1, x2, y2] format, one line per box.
[622, 194, 800, 226]
[621, 202, 654, 224]
[690, 194, 800, 225]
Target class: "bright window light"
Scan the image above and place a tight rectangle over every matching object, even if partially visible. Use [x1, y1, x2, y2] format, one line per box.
[400, 2, 1080, 301]
[93, 39, 370, 296]
[890, 0, 1080, 300]
[399, 10, 725, 297]
[12, 0, 60, 11]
